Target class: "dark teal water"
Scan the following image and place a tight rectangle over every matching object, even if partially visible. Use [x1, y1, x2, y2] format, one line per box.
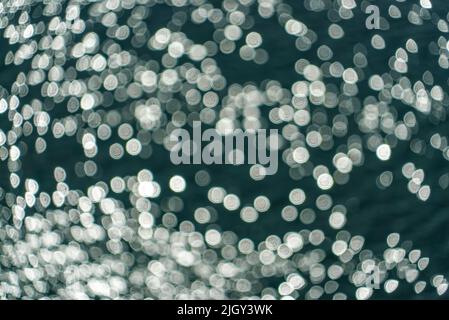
[1, 0, 449, 299]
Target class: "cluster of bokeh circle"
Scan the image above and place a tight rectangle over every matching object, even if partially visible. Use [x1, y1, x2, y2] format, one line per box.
[0, 0, 449, 299]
